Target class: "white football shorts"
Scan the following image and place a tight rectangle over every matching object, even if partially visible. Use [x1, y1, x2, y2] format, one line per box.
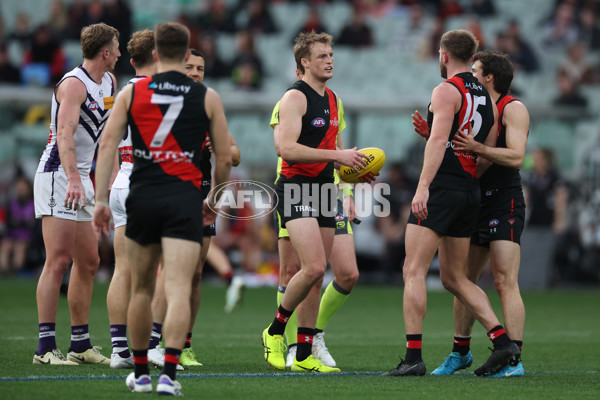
[34, 170, 95, 221]
[109, 187, 129, 229]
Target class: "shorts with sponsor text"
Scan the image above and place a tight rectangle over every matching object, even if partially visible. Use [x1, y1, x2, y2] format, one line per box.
[407, 185, 480, 238]
[275, 176, 336, 230]
[471, 188, 525, 246]
[277, 198, 352, 238]
[34, 170, 95, 221]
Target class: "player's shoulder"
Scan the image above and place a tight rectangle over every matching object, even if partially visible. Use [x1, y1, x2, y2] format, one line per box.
[56, 76, 88, 102]
[432, 80, 461, 102]
[503, 97, 529, 119]
[107, 71, 117, 85]
[281, 88, 306, 104]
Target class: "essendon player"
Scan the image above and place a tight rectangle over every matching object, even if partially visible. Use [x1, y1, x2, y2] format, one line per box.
[411, 51, 529, 377]
[93, 22, 231, 395]
[432, 51, 529, 377]
[260, 31, 368, 373]
[384, 30, 520, 377]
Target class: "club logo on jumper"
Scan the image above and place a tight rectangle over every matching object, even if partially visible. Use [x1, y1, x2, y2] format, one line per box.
[88, 101, 99, 111]
[508, 218, 515, 225]
[148, 81, 191, 94]
[208, 180, 278, 221]
[489, 219, 500, 227]
[311, 117, 326, 127]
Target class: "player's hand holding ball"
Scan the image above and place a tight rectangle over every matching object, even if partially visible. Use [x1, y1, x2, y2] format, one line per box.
[339, 147, 386, 184]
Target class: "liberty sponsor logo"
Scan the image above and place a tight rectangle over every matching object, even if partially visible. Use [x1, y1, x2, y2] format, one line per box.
[311, 117, 326, 127]
[148, 81, 191, 94]
[208, 180, 278, 220]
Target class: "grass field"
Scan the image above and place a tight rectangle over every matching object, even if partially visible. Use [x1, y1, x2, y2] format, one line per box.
[0, 278, 598, 399]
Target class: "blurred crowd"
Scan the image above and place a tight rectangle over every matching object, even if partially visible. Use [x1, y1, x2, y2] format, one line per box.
[0, 0, 598, 101]
[1, 0, 599, 285]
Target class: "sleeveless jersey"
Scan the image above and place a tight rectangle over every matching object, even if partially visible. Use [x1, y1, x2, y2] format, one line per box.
[427, 72, 494, 189]
[38, 66, 115, 175]
[271, 95, 346, 185]
[127, 71, 208, 193]
[480, 94, 525, 192]
[111, 76, 145, 190]
[280, 80, 339, 182]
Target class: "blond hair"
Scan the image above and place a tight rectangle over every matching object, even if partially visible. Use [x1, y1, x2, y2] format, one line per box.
[80, 23, 119, 60]
[293, 31, 333, 74]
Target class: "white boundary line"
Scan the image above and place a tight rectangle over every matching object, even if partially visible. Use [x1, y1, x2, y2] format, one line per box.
[1, 370, 598, 382]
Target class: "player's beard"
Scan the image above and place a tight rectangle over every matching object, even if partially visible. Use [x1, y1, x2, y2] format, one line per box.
[440, 58, 447, 79]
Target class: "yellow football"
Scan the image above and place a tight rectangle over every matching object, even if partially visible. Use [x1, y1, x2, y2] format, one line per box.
[339, 147, 386, 184]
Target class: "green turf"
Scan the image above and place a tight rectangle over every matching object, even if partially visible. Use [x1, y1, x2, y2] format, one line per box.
[0, 278, 598, 399]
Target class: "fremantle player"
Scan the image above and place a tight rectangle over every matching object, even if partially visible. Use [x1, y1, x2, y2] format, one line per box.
[33, 22, 119, 366]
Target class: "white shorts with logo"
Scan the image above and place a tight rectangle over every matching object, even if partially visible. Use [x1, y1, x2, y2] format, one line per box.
[110, 187, 129, 229]
[34, 170, 95, 221]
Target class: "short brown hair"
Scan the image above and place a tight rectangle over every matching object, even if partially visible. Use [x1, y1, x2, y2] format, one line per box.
[440, 29, 479, 63]
[80, 23, 119, 60]
[473, 50, 514, 95]
[127, 29, 155, 68]
[293, 31, 333, 74]
[155, 22, 189, 63]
